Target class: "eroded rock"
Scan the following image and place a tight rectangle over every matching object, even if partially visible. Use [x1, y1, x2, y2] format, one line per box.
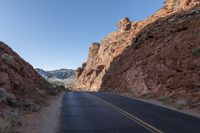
[75, 1, 200, 109]
[0, 42, 50, 104]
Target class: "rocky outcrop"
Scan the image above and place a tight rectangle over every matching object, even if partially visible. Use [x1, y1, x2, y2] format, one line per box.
[75, 18, 136, 91]
[0, 42, 51, 104]
[76, 0, 200, 109]
[102, 7, 200, 100]
[165, 0, 199, 10]
[117, 17, 132, 32]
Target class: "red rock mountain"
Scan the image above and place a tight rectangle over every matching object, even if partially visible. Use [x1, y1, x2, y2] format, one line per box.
[0, 42, 51, 103]
[75, 0, 200, 109]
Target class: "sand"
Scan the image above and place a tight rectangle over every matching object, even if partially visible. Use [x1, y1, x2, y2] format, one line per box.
[19, 92, 64, 133]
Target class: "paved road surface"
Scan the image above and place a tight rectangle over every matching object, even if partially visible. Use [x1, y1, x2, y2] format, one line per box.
[57, 92, 200, 133]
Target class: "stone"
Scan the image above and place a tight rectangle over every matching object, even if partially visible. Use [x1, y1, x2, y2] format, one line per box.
[75, 0, 200, 109]
[0, 41, 50, 105]
[117, 17, 132, 32]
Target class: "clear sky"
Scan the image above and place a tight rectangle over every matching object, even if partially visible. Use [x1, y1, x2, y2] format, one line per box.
[0, 0, 164, 70]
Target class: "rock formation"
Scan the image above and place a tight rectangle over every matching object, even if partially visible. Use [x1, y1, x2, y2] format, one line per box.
[0, 42, 51, 104]
[76, 0, 200, 109]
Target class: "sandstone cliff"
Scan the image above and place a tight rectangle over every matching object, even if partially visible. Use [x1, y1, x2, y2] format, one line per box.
[0, 41, 53, 107]
[0, 42, 66, 133]
[76, 0, 200, 109]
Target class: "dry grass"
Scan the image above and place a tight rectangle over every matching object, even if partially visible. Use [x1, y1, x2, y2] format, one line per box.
[158, 96, 174, 105]
[174, 99, 188, 110]
[0, 112, 21, 133]
[0, 88, 16, 107]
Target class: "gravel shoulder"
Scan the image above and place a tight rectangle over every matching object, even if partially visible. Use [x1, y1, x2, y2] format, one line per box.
[19, 92, 65, 133]
[120, 93, 200, 119]
[139, 98, 200, 118]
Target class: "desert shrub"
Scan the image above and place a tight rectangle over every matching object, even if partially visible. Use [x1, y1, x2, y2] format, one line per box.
[175, 99, 188, 110]
[143, 93, 154, 99]
[0, 112, 21, 133]
[47, 84, 65, 96]
[158, 96, 174, 105]
[22, 79, 48, 105]
[1, 54, 14, 62]
[21, 99, 41, 112]
[47, 87, 58, 96]
[0, 88, 17, 107]
[192, 48, 200, 57]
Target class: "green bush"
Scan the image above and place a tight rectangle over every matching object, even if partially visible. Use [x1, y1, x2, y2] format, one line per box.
[1, 54, 14, 62]
[192, 48, 200, 57]
[0, 112, 21, 133]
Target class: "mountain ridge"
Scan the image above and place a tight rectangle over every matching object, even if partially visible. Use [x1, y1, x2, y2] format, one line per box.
[36, 68, 76, 88]
[35, 68, 75, 80]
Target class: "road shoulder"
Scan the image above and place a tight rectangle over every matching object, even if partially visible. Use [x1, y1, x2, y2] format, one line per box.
[118, 92, 200, 119]
[19, 92, 65, 133]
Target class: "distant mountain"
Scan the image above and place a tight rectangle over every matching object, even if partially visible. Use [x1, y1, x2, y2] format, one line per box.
[35, 68, 76, 88]
[35, 68, 75, 80]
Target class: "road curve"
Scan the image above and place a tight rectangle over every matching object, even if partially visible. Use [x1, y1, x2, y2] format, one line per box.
[57, 92, 200, 133]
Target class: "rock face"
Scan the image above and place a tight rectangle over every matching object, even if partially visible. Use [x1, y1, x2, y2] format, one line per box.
[0, 42, 50, 103]
[165, 0, 199, 10]
[76, 16, 141, 91]
[76, 0, 200, 108]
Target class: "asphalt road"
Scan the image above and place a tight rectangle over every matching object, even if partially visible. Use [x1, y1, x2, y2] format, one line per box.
[57, 92, 200, 133]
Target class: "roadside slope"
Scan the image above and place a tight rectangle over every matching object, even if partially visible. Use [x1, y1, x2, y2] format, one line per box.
[20, 92, 64, 133]
[0, 41, 52, 103]
[0, 41, 58, 133]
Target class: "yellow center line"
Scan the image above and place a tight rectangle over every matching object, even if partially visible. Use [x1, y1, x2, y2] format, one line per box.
[89, 93, 165, 133]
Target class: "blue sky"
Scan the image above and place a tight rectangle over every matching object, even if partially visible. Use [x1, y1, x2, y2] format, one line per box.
[0, 0, 164, 70]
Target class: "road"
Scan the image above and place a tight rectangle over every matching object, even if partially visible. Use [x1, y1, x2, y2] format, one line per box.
[57, 92, 200, 133]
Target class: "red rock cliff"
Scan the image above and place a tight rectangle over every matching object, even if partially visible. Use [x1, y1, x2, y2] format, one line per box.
[76, 0, 200, 108]
[0, 42, 51, 103]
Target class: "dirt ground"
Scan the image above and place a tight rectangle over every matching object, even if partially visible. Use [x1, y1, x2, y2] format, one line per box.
[19, 92, 65, 133]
